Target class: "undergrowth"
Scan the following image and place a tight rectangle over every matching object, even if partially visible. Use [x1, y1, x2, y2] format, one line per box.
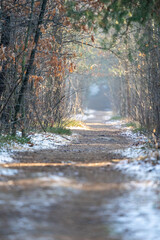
[46, 127, 71, 135]
[0, 135, 31, 148]
[45, 119, 84, 135]
[62, 119, 84, 128]
[126, 121, 147, 134]
[110, 115, 123, 121]
[0, 119, 82, 148]
[125, 122, 137, 128]
[132, 127, 147, 134]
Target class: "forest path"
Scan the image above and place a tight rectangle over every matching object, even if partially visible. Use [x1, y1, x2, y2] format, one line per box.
[0, 111, 143, 240]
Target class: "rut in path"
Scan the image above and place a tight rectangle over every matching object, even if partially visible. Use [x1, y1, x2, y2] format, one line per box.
[0, 111, 133, 240]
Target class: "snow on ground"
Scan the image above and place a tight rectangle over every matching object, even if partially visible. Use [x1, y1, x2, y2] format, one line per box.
[103, 111, 113, 121]
[104, 114, 160, 240]
[0, 150, 14, 163]
[105, 114, 160, 180]
[29, 132, 73, 149]
[74, 109, 96, 121]
[107, 119, 126, 128]
[106, 116, 150, 159]
[101, 181, 160, 240]
[115, 158, 160, 181]
[0, 109, 96, 164]
[0, 132, 77, 164]
[69, 109, 97, 129]
[114, 129, 149, 160]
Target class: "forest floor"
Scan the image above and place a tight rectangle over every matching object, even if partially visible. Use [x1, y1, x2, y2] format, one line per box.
[0, 111, 160, 240]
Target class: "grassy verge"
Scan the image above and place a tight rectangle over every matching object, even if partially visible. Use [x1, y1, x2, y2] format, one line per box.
[110, 116, 147, 135]
[0, 119, 83, 148]
[110, 115, 124, 121]
[62, 119, 84, 128]
[125, 121, 147, 134]
[46, 127, 72, 135]
[125, 122, 137, 128]
[45, 119, 84, 135]
[0, 135, 31, 149]
[132, 127, 147, 134]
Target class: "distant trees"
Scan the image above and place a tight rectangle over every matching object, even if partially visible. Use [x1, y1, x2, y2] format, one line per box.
[109, 22, 160, 135]
[66, 0, 160, 135]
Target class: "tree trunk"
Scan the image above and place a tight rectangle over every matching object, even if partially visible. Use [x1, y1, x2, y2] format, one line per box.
[0, 14, 11, 97]
[12, 0, 48, 135]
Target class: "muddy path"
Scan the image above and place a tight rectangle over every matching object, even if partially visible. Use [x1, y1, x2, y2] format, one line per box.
[0, 111, 154, 240]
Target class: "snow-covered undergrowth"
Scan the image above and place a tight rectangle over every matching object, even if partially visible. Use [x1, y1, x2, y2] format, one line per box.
[114, 130, 149, 160]
[115, 129, 160, 181]
[104, 114, 160, 240]
[115, 135, 160, 181]
[0, 132, 76, 164]
[0, 109, 95, 164]
[107, 116, 160, 180]
[115, 159, 160, 181]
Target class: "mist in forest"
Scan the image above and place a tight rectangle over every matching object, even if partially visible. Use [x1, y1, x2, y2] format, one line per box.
[71, 48, 119, 113]
[87, 83, 111, 111]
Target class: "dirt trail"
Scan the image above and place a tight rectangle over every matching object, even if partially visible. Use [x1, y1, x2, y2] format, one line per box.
[0, 111, 134, 240]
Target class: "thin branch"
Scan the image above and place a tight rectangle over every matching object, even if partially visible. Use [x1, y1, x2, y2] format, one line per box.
[0, 78, 21, 116]
[64, 40, 123, 59]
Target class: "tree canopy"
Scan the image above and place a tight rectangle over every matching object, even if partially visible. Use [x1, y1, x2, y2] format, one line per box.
[66, 0, 160, 32]
[1, 0, 160, 136]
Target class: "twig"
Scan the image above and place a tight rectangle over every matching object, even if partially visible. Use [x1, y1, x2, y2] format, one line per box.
[0, 78, 21, 116]
[32, 100, 46, 132]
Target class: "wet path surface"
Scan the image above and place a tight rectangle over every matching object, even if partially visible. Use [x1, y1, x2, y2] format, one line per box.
[1, 111, 160, 240]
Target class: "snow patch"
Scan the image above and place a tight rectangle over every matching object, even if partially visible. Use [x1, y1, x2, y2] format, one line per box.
[106, 114, 160, 181]
[115, 158, 160, 181]
[114, 145, 148, 159]
[0, 167, 18, 176]
[29, 133, 72, 149]
[121, 129, 147, 142]
[106, 119, 125, 127]
[103, 111, 113, 121]
[101, 183, 160, 240]
[74, 109, 96, 121]
[0, 150, 14, 163]
[0, 132, 76, 164]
